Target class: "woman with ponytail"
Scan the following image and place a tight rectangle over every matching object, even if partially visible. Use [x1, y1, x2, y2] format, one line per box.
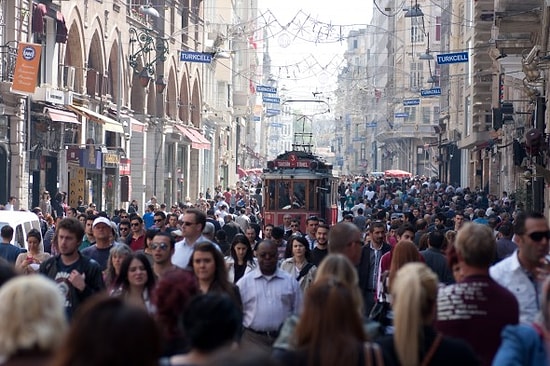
[376, 263, 479, 366]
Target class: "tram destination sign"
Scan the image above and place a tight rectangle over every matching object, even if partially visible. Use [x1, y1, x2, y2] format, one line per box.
[276, 160, 310, 168]
[257, 85, 277, 94]
[437, 52, 469, 65]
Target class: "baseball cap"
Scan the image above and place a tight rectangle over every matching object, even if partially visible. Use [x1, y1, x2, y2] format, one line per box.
[92, 217, 112, 228]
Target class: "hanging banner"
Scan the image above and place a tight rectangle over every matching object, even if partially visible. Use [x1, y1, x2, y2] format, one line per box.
[12, 43, 42, 94]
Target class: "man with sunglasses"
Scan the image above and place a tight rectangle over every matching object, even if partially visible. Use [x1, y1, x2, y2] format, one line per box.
[151, 232, 176, 278]
[127, 215, 146, 252]
[171, 208, 209, 269]
[490, 212, 550, 324]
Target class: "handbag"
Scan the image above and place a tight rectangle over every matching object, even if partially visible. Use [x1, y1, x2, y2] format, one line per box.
[364, 342, 384, 366]
[368, 301, 391, 327]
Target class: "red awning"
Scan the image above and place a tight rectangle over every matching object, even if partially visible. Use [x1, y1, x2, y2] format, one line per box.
[44, 107, 80, 124]
[237, 167, 248, 179]
[56, 11, 68, 44]
[32, 4, 47, 34]
[174, 125, 211, 150]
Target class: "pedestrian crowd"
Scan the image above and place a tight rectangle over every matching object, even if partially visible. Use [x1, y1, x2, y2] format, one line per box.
[0, 176, 547, 366]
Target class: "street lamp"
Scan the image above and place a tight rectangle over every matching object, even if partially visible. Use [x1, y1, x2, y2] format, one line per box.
[128, 27, 168, 86]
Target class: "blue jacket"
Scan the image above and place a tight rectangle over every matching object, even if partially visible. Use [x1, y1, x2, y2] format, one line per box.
[492, 324, 547, 366]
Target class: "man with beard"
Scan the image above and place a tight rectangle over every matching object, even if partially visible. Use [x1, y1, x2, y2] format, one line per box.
[39, 218, 104, 319]
[310, 224, 329, 266]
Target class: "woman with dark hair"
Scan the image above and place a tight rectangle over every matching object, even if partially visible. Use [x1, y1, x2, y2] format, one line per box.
[112, 253, 156, 313]
[275, 278, 384, 366]
[225, 234, 256, 283]
[15, 228, 50, 274]
[189, 242, 241, 308]
[154, 269, 199, 357]
[281, 235, 316, 293]
[162, 293, 242, 365]
[50, 296, 161, 366]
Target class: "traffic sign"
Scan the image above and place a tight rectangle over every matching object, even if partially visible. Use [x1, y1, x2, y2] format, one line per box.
[365, 121, 377, 128]
[403, 98, 420, 106]
[180, 51, 213, 63]
[266, 108, 280, 115]
[263, 96, 281, 104]
[395, 112, 409, 118]
[257, 85, 277, 94]
[437, 52, 469, 65]
[421, 88, 442, 97]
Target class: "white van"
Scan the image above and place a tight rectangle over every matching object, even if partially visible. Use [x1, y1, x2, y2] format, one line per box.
[0, 211, 42, 250]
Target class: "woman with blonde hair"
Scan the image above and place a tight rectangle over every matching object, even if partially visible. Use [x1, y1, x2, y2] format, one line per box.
[0, 276, 67, 365]
[377, 263, 478, 366]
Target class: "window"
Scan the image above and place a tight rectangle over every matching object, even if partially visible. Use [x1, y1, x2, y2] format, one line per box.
[404, 107, 417, 122]
[465, 96, 472, 136]
[422, 107, 431, 124]
[435, 17, 441, 41]
[409, 62, 423, 90]
[411, 18, 425, 43]
[360, 143, 366, 160]
[353, 39, 358, 49]
[433, 106, 440, 122]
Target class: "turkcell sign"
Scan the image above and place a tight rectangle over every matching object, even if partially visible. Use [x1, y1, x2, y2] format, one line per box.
[421, 88, 442, 97]
[257, 85, 277, 94]
[263, 96, 280, 104]
[394, 112, 409, 118]
[403, 98, 420, 106]
[180, 51, 213, 63]
[437, 52, 469, 65]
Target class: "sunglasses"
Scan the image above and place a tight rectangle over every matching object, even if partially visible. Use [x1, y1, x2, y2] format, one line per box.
[119, 227, 129, 231]
[150, 242, 169, 251]
[154, 219, 164, 223]
[120, 215, 128, 219]
[182, 221, 197, 226]
[131, 223, 141, 227]
[527, 230, 550, 242]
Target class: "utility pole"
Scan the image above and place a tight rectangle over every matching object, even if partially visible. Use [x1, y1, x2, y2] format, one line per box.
[533, 96, 545, 213]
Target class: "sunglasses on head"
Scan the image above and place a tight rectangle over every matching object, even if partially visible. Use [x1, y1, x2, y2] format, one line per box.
[527, 230, 550, 242]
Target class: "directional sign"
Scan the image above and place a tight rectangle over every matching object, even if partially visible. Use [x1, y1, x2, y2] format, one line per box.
[262, 96, 280, 104]
[257, 85, 277, 94]
[437, 52, 469, 65]
[395, 112, 409, 118]
[365, 121, 377, 128]
[421, 87, 442, 97]
[403, 98, 420, 106]
[266, 108, 280, 115]
[180, 51, 213, 63]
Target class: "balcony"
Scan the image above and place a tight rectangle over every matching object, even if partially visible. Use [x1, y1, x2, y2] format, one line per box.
[376, 123, 440, 141]
[493, 0, 541, 56]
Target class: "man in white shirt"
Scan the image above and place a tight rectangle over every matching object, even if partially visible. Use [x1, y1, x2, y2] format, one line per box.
[237, 240, 302, 353]
[490, 212, 550, 324]
[171, 208, 209, 269]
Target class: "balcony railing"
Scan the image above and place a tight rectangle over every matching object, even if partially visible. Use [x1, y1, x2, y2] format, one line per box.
[0, 42, 17, 82]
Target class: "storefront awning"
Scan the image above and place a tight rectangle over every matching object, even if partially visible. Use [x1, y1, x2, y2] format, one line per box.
[32, 3, 68, 43]
[174, 124, 211, 150]
[44, 107, 80, 124]
[69, 105, 124, 133]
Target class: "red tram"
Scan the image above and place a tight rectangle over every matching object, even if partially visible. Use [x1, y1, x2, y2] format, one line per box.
[262, 150, 339, 229]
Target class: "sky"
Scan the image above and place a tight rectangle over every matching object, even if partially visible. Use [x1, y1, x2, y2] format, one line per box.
[255, 0, 374, 105]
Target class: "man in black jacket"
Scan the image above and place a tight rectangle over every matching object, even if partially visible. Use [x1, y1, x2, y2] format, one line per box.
[39, 218, 105, 319]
